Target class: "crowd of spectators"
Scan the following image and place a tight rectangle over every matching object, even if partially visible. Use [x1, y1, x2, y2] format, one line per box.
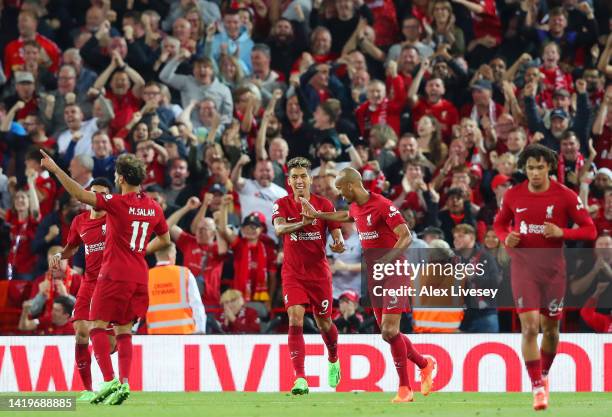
[0, 0, 611, 335]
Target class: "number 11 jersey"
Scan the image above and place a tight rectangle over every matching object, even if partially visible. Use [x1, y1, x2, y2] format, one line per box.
[95, 192, 168, 284]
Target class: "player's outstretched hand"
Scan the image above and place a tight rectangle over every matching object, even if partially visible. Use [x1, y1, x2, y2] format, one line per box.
[505, 231, 521, 248]
[40, 149, 59, 174]
[330, 239, 345, 253]
[543, 222, 563, 239]
[299, 197, 319, 219]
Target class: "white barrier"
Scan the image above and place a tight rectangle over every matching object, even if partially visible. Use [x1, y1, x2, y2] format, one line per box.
[0, 334, 610, 392]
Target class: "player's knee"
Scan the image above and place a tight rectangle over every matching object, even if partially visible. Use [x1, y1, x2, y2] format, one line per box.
[316, 318, 332, 332]
[288, 314, 304, 327]
[381, 326, 399, 342]
[521, 322, 539, 339]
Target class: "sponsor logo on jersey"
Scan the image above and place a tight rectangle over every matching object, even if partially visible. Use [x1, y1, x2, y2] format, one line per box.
[519, 220, 545, 235]
[104, 194, 113, 200]
[358, 231, 379, 240]
[272, 203, 279, 216]
[389, 206, 400, 217]
[289, 231, 322, 241]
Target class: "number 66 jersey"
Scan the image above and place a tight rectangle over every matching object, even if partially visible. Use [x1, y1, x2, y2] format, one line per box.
[95, 192, 168, 284]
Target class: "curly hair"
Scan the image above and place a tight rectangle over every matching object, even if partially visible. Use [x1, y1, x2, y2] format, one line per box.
[116, 153, 147, 186]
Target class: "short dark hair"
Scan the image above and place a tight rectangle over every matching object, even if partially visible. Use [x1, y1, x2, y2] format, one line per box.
[518, 144, 558, 171]
[90, 177, 113, 191]
[115, 153, 147, 186]
[287, 157, 311, 173]
[25, 146, 42, 162]
[53, 296, 74, 316]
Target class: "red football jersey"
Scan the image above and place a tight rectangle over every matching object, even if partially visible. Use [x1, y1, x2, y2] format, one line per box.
[348, 193, 406, 249]
[176, 231, 226, 305]
[94, 192, 169, 284]
[66, 211, 107, 282]
[494, 180, 596, 249]
[272, 194, 340, 280]
[6, 211, 39, 275]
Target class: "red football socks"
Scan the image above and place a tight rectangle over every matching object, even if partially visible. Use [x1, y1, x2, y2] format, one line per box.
[288, 325, 306, 378]
[402, 334, 428, 369]
[321, 324, 339, 363]
[386, 333, 410, 388]
[525, 359, 543, 388]
[540, 349, 556, 376]
[90, 328, 115, 382]
[75, 343, 92, 391]
[116, 334, 133, 384]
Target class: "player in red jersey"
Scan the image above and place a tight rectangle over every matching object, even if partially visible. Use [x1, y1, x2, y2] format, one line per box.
[301, 167, 435, 403]
[494, 144, 596, 411]
[40, 151, 171, 406]
[50, 177, 115, 402]
[272, 157, 344, 395]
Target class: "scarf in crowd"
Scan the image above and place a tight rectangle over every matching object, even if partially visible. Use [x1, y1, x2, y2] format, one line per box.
[233, 239, 268, 302]
[470, 100, 497, 126]
[43, 269, 74, 317]
[557, 152, 585, 186]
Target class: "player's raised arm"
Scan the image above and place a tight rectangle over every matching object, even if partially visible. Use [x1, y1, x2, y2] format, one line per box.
[300, 197, 353, 223]
[39, 150, 97, 207]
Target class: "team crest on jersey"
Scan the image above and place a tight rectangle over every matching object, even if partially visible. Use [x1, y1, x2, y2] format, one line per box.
[102, 224, 106, 235]
[104, 194, 113, 200]
[520, 221, 527, 234]
[546, 205, 554, 219]
[576, 196, 585, 210]
[366, 214, 372, 226]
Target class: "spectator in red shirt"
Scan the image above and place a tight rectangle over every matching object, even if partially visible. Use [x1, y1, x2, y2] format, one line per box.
[93, 51, 144, 137]
[408, 61, 460, 141]
[355, 62, 407, 137]
[217, 289, 261, 334]
[539, 42, 573, 109]
[6, 171, 41, 280]
[25, 149, 56, 218]
[167, 196, 229, 307]
[219, 200, 274, 305]
[18, 295, 75, 335]
[3, 9, 61, 77]
[135, 139, 169, 188]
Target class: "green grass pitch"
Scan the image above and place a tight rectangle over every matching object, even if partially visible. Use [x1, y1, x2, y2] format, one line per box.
[3, 392, 611, 417]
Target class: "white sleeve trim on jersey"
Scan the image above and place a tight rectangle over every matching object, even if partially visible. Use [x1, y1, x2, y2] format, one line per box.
[187, 270, 207, 334]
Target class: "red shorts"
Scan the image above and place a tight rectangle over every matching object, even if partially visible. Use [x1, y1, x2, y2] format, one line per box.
[512, 271, 565, 320]
[89, 279, 148, 325]
[282, 276, 333, 319]
[72, 280, 97, 322]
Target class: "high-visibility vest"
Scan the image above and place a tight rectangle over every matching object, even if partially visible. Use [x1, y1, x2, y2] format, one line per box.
[147, 265, 196, 334]
[412, 264, 464, 333]
[412, 308, 464, 333]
